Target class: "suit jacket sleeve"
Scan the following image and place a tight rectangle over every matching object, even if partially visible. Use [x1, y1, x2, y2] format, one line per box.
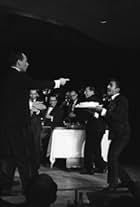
[20, 72, 55, 89]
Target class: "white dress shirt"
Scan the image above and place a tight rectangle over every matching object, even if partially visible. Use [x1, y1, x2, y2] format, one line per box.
[46, 107, 54, 122]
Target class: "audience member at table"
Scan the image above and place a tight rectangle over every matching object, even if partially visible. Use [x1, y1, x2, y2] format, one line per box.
[60, 90, 71, 117]
[63, 89, 82, 127]
[40, 93, 65, 166]
[29, 89, 46, 170]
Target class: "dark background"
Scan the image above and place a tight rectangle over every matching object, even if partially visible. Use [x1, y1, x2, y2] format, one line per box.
[0, 8, 139, 165]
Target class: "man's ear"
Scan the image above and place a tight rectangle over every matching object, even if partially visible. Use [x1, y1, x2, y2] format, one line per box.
[117, 87, 120, 93]
[17, 59, 21, 67]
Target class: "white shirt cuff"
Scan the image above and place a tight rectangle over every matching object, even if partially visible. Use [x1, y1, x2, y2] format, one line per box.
[101, 108, 107, 116]
[54, 80, 61, 88]
[50, 116, 53, 122]
[94, 112, 99, 119]
[36, 110, 40, 115]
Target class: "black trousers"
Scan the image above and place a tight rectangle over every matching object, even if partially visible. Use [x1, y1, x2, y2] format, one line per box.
[0, 125, 38, 192]
[107, 135, 131, 186]
[30, 116, 42, 169]
[84, 126, 106, 171]
[40, 127, 52, 162]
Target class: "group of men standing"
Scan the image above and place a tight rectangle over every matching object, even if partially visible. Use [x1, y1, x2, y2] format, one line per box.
[0, 50, 131, 196]
[74, 80, 131, 192]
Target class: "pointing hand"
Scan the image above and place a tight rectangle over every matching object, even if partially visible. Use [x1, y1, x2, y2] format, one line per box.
[59, 78, 70, 86]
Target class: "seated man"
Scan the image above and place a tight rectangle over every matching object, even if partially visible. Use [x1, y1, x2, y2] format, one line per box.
[29, 89, 46, 170]
[63, 89, 82, 127]
[40, 93, 65, 166]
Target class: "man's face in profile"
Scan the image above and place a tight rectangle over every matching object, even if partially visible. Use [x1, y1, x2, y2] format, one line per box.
[17, 53, 29, 72]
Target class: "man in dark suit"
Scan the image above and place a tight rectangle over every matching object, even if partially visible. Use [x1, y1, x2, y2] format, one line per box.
[40, 93, 65, 166]
[63, 89, 81, 126]
[0, 50, 69, 195]
[29, 89, 46, 171]
[80, 85, 107, 175]
[95, 78, 131, 191]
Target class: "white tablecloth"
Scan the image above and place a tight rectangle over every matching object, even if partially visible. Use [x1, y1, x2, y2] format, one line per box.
[47, 127, 110, 168]
[47, 127, 85, 167]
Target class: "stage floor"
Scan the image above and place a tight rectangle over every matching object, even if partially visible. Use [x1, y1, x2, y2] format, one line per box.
[1, 163, 140, 206]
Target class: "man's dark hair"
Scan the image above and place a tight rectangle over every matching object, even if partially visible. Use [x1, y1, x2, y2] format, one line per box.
[8, 50, 24, 66]
[87, 85, 96, 92]
[85, 85, 97, 96]
[108, 77, 121, 89]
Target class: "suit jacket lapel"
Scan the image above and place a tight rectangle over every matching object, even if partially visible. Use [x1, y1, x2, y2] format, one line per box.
[107, 95, 119, 112]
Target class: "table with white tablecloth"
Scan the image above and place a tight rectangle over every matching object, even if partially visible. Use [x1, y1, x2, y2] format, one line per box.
[46, 127, 110, 168]
[46, 127, 85, 168]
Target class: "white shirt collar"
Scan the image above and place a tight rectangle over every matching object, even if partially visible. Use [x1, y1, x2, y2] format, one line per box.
[111, 93, 120, 100]
[73, 99, 78, 105]
[46, 107, 53, 115]
[11, 66, 21, 72]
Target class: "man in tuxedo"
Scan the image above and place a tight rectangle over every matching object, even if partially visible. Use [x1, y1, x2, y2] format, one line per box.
[40, 93, 65, 166]
[0, 50, 69, 195]
[64, 89, 81, 125]
[80, 85, 106, 175]
[95, 78, 131, 191]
